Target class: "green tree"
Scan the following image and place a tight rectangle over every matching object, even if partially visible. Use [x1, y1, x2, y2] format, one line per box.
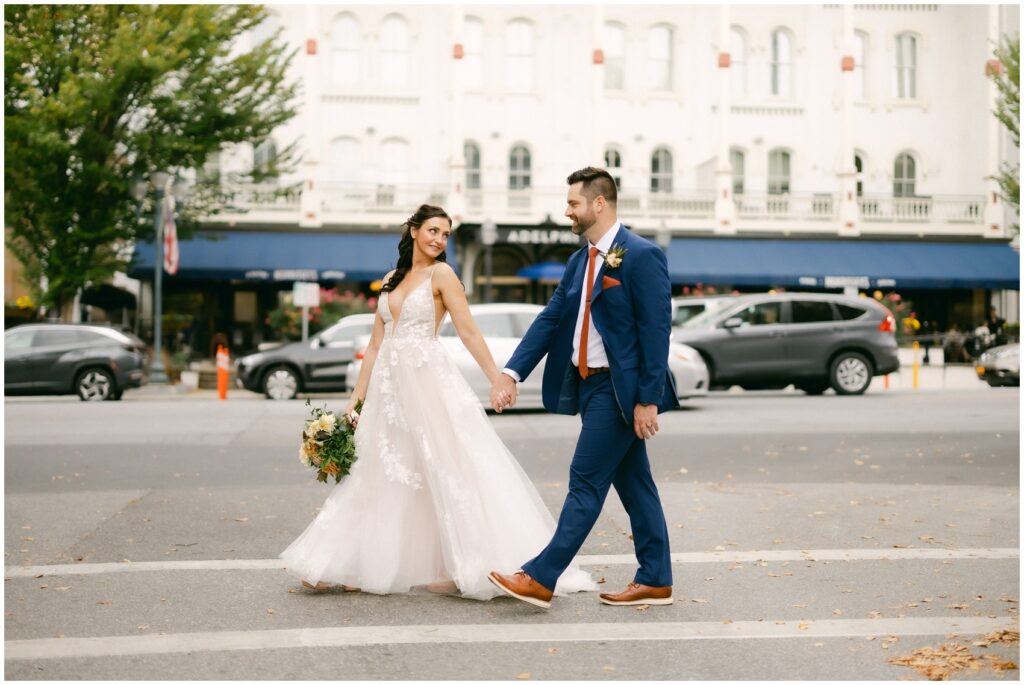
[990, 34, 1020, 233]
[5, 5, 299, 317]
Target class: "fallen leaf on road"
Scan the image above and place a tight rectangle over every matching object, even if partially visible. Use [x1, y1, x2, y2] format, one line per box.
[947, 603, 969, 610]
[635, 605, 651, 612]
[234, 517, 249, 523]
[603, 666, 616, 671]
[798, 623, 809, 631]
[833, 609, 843, 615]
[267, 608, 275, 614]
[547, 647, 559, 654]
[54, 586, 71, 592]
[889, 642, 1017, 680]
[791, 603, 808, 608]
[691, 598, 708, 604]
[96, 600, 112, 605]
[981, 629, 1020, 645]
[515, 673, 531, 680]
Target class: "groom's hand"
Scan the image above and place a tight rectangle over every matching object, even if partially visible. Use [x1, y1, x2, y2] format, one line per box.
[633, 403, 659, 440]
[491, 373, 518, 413]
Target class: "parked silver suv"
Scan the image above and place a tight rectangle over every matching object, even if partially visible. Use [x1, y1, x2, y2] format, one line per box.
[672, 292, 900, 395]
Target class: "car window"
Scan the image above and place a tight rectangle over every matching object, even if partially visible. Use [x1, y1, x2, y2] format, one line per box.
[322, 321, 373, 345]
[732, 302, 782, 327]
[672, 304, 706, 326]
[34, 328, 82, 347]
[790, 300, 836, 324]
[475, 314, 517, 338]
[836, 304, 868, 321]
[78, 330, 112, 345]
[4, 328, 35, 351]
[513, 312, 538, 336]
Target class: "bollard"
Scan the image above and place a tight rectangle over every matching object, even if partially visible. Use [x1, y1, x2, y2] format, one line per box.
[883, 374, 890, 390]
[216, 345, 229, 400]
[911, 341, 920, 390]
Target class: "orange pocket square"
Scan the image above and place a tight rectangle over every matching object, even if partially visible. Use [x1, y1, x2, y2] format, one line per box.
[602, 275, 622, 289]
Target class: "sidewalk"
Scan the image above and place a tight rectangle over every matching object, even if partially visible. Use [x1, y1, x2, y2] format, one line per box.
[869, 346, 987, 392]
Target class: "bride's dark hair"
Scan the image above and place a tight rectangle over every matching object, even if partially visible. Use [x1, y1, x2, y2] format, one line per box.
[381, 204, 452, 293]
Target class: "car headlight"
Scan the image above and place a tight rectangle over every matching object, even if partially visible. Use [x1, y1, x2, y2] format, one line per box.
[239, 353, 264, 368]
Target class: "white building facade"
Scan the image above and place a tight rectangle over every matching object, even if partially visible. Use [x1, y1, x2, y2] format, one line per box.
[134, 4, 1020, 349]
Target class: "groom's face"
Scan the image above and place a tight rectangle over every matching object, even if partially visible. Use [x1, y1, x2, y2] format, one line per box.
[565, 183, 598, 236]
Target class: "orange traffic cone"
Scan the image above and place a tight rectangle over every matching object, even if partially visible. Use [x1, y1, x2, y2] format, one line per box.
[216, 345, 229, 400]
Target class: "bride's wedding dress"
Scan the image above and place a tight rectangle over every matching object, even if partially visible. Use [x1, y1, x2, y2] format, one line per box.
[280, 264, 598, 599]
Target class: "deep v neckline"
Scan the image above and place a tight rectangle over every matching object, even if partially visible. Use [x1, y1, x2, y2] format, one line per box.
[387, 269, 434, 332]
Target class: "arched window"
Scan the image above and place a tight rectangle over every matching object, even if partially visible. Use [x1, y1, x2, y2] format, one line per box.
[331, 14, 360, 87]
[506, 20, 534, 91]
[380, 138, 410, 187]
[770, 29, 793, 97]
[331, 137, 360, 184]
[380, 15, 410, 88]
[254, 139, 277, 175]
[853, 31, 867, 101]
[648, 25, 673, 91]
[464, 141, 481, 190]
[894, 32, 917, 99]
[768, 149, 790, 194]
[650, 147, 673, 193]
[893, 152, 915, 197]
[604, 22, 626, 90]
[730, 28, 747, 98]
[463, 17, 484, 90]
[604, 148, 622, 189]
[730, 148, 745, 195]
[509, 145, 531, 189]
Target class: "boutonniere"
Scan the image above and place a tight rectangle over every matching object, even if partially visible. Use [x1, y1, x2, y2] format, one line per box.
[603, 243, 628, 270]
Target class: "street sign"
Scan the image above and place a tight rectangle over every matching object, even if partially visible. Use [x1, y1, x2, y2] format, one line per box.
[292, 282, 320, 308]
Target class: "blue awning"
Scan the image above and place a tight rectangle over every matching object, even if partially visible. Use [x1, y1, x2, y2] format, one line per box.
[664, 238, 1020, 290]
[517, 261, 567, 280]
[129, 230, 458, 282]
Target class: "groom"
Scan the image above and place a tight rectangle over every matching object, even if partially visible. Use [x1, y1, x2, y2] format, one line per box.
[487, 167, 678, 609]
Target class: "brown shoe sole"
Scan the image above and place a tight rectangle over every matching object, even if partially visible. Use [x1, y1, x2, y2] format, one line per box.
[487, 572, 551, 609]
[599, 595, 674, 606]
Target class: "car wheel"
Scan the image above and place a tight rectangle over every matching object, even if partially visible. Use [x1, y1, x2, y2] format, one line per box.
[796, 381, 829, 395]
[829, 352, 873, 395]
[108, 388, 124, 401]
[77, 368, 115, 401]
[262, 365, 299, 400]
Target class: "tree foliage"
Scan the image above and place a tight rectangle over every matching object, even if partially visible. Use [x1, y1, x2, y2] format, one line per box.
[5, 5, 299, 315]
[990, 34, 1020, 232]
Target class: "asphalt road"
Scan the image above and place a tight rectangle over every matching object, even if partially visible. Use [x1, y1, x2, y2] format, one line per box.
[4, 387, 1019, 680]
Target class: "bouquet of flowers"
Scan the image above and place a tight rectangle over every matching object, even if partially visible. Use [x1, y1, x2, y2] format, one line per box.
[299, 398, 363, 483]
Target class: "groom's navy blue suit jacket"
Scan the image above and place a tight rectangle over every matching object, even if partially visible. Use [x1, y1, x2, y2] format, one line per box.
[505, 225, 679, 423]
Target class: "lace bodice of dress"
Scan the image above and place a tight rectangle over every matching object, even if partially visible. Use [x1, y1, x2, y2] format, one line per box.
[379, 265, 438, 340]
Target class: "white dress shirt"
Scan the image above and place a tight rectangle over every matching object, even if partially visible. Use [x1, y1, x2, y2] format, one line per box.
[503, 222, 621, 382]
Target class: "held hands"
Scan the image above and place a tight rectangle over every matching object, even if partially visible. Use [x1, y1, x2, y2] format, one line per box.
[490, 373, 519, 413]
[633, 403, 659, 440]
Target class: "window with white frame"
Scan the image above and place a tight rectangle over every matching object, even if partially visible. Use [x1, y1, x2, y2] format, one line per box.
[331, 137, 361, 184]
[380, 138, 410, 187]
[604, 148, 622, 189]
[894, 32, 916, 99]
[730, 148, 745, 195]
[770, 29, 793, 97]
[254, 139, 277, 175]
[505, 20, 534, 91]
[730, 28, 746, 98]
[463, 17, 484, 90]
[464, 141, 481, 189]
[854, 153, 864, 197]
[893, 152, 915, 197]
[650, 148, 673, 193]
[604, 22, 626, 90]
[380, 15, 410, 88]
[509, 145, 531, 189]
[331, 14, 360, 87]
[648, 25, 673, 91]
[853, 31, 867, 100]
[768, 149, 790, 194]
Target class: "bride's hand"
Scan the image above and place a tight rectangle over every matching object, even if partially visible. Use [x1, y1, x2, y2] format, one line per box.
[344, 397, 362, 426]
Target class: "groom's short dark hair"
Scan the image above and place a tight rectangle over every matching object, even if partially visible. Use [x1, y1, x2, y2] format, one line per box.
[567, 167, 617, 206]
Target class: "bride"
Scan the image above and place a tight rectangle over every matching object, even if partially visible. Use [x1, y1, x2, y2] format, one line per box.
[280, 204, 598, 600]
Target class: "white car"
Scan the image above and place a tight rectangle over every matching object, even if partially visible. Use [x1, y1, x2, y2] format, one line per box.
[346, 303, 708, 409]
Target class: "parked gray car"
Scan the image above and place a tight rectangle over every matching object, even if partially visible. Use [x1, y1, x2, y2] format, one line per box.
[235, 314, 376, 399]
[4, 323, 148, 400]
[975, 343, 1020, 387]
[673, 292, 900, 395]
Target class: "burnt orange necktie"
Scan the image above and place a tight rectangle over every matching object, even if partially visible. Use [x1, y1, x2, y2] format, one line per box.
[579, 246, 600, 379]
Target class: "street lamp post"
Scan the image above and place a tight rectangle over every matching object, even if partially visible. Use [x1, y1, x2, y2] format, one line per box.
[655, 221, 672, 253]
[481, 219, 497, 304]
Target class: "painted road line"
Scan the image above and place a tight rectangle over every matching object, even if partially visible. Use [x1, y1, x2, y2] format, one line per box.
[5, 547, 1018, 579]
[5, 617, 1016, 661]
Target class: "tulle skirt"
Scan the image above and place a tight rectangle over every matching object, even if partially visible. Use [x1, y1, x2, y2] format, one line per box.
[280, 335, 598, 599]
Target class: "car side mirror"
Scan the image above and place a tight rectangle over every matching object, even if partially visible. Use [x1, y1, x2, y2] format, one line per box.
[722, 317, 743, 329]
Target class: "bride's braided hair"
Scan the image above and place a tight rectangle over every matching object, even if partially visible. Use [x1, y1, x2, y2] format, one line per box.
[381, 204, 452, 293]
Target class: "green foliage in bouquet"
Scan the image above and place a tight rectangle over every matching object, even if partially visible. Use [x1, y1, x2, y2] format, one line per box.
[299, 398, 364, 484]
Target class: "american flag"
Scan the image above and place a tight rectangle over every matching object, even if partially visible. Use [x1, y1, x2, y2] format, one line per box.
[163, 196, 179, 275]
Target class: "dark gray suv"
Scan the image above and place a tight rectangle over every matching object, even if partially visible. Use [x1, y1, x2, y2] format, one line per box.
[672, 293, 899, 395]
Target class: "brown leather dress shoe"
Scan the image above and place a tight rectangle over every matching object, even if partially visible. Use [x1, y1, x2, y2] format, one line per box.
[599, 581, 673, 606]
[487, 570, 553, 609]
